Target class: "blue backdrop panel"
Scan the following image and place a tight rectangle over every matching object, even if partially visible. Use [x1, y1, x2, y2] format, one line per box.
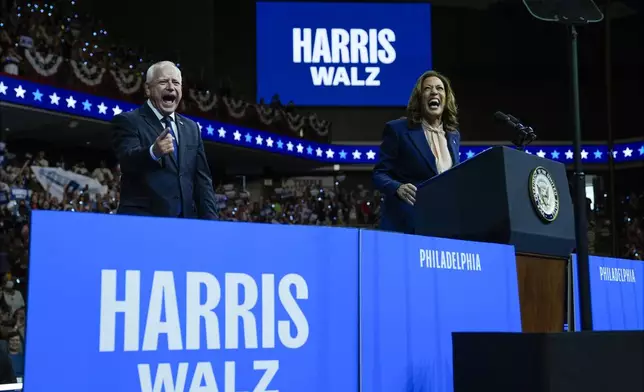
[25, 211, 359, 392]
[573, 254, 644, 330]
[359, 230, 522, 392]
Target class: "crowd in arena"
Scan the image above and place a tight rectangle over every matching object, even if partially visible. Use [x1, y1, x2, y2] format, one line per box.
[622, 192, 643, 260]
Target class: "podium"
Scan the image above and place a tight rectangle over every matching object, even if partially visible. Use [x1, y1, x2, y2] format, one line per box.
[415, 146, 575, 332]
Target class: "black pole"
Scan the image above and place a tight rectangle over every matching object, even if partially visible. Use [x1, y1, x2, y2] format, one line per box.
[567, 255, 574, 331]
[570, 24, 593, 331]
[604, 0, 618, 257]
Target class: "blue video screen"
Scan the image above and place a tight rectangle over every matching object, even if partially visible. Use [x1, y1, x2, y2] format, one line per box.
[256, 2, 432, 107]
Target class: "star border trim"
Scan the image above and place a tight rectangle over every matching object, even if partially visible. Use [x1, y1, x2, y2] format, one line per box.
[1, 76, 643, 165]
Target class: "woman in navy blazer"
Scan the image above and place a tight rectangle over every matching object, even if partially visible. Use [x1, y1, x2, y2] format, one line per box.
[373, 70, 461, 234]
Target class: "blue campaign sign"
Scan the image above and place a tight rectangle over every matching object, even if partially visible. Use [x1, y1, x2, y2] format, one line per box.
[256, 2, 432, 107]
[25, 211, 359, 392]
[572, 254, 644, 330]
[359, 230, 522, 392]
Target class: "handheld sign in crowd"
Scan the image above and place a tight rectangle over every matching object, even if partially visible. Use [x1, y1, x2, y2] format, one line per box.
[25, 211, 359, 392]
[573, 254, 644, 330]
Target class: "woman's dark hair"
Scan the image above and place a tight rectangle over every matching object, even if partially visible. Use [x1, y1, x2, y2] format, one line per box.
[406, 70, 459, 132]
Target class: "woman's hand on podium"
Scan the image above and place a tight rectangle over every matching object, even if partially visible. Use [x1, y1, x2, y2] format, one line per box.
[396, 183, 417, 206]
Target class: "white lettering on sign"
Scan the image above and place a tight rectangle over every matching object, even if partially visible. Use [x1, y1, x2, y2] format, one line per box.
[599, 266, 636, 283]
[98, 270, 307, 391]
[137, 360, 279, 392]
[419, 249, 483, 272]
[292, 27, 396, 87]
[98, 270, 309, 352]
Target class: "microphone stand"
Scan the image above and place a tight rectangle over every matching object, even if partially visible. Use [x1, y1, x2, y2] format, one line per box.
[513, 137, 527, 151]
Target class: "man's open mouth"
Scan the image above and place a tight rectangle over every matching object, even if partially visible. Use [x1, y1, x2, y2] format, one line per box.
[428, 98, 440, 109]
[162, 94, 177, 104]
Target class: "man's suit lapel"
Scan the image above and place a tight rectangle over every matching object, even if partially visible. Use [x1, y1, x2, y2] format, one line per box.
[407, 125, 438, 175]
[140, 104, 178, 169]
[176, 116, 188, 168]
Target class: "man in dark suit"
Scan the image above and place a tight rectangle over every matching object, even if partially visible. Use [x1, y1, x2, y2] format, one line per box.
[111, 61, 218, 219]
[373, 70, 461, 234]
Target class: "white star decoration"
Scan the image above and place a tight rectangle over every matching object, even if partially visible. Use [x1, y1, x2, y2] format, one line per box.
[179, 126, 380, 162]
[1, 77, 642, 165]
[14, 85, 25, 98]
[194, 124, 377, 161]
[66, 95, 76, 108]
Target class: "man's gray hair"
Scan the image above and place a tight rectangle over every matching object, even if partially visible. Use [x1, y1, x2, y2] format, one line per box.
[145, 61, 181, 84]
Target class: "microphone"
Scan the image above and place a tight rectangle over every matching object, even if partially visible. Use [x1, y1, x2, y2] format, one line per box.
[506, 113, 537, 141]
[494, 111, 537, 149]
[506, 114, 524, 128]
[494, 111, 516, 127]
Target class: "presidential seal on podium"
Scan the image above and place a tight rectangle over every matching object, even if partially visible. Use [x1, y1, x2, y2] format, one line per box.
[529, 166, 560, 222]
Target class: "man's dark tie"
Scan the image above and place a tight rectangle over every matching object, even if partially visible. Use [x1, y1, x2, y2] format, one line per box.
[162, 115, 182, 216]
[162, 116, 178, 162]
